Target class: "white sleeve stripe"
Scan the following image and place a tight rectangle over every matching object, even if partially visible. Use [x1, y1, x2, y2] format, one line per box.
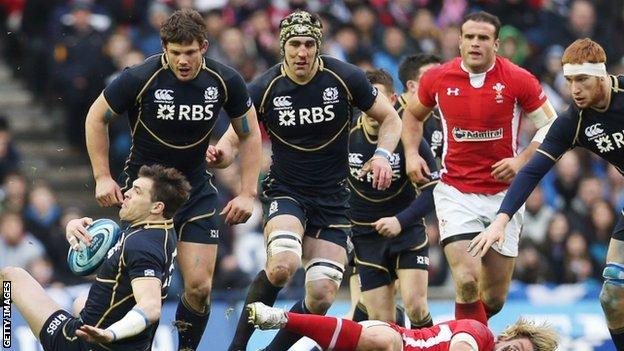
[327, 317, 342, 351]
[450, 332, 479, 350]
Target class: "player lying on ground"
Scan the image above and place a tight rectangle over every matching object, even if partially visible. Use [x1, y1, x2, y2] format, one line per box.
[247, 302, 558, 351]
[0, 164, 190, 351]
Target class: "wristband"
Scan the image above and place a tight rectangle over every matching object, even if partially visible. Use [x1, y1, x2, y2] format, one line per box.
[374, 147, 392, 161]
[105, 307, 149, 341]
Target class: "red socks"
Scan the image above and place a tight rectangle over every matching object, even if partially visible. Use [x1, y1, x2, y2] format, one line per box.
[285, 312, 363, 351]
[455, 300, 488, 326]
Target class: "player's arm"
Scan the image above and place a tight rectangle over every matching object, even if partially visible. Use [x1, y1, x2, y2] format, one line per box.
[85, 93, 124, 207]
[219, 107, 262, 225]
[402, 94, 434, 184]
[359, 93, 402, 190]
[76, 278, 162, 343]
[374, 141, 438, 237]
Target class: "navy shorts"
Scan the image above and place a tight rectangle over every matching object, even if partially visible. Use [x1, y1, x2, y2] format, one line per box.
[613, 209, 624, 241]
[261, 176, 351, 249]
[120, 167, 220, 244]
[39, 310, 92, 351]
[352, 224, 429, 291]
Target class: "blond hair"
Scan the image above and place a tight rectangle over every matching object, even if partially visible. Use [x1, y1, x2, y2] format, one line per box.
[561, 38, 606, 65]
[498, 318, 559, 351]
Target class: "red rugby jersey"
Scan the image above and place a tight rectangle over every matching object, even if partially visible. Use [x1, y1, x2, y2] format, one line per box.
[418, 56, 546, 194]
[392, 319, 495, 351]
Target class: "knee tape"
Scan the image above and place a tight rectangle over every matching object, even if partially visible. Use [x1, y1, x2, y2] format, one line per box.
[603, 262, 624, 287]
[267, 230, 302, 258]
[305, 258, 344, 287]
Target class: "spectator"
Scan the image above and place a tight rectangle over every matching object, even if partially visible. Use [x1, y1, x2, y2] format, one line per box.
[587, 200, 616, 273]
[1, 170, 28, 213]
[23, 182, 62, 242]
[407, 9, 440, 54]
[51, 0, 109, 150]
[0, 115, 20, 184]
[563, 232, 594, 283]
[130, 2, 171, 57]
[522, 187, 554, 245]
[514, 241, 551, 284]
[372, 26, 408, 92]
[0, 211, 45, 269]
[541, 212, 571, 284]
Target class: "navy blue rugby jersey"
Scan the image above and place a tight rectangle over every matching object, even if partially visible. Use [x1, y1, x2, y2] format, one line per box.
[80, 220, 176, 350]
[104, 54, 251, 186]
[396, 94, 444, 160]
[347, 115, 439, 225]
[538, 75, 624, 172]
[249, 56, 378, 191]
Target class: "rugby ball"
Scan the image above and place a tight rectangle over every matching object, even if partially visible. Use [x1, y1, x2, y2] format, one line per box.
[67, 219, 121, 276]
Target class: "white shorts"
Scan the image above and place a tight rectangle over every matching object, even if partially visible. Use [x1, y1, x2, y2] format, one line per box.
[433, 182, 524, 257]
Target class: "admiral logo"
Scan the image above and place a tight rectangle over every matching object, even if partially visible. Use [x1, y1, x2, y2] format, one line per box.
[446, 87, 459, 96]
[323, 87, 339, 103]
[204, 87, 219, 102]
[452, 127, 503, 142]
[585, 123, 604, 138]
[154, 89, 174, 103]
[273, 96, 292, 109]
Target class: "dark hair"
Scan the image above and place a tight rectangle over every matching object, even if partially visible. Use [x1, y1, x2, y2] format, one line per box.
[461, 11, 501, 38]
[138, 165, 191, 219]
[398, 54, 442, 89]
[160, 8, 207, 46]
[366, 69, 394, 94]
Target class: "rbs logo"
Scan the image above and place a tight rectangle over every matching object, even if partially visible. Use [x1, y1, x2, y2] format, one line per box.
[277, 105, 335, 126]
[156, 104, 216, 121]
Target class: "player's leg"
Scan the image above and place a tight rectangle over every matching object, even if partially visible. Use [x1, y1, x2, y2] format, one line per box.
[228, 196, 305, 351]
[248, 302, 402, 351]
[397, 267, 431, 327]
[479, 191, 522, 319]
[0, 266, 63, 339]
[264, 233, 347, 350]
[173, 186, 223, 350]
[599, 215, 624, 349]
[443, 240, 488, 324]
[435, 182, 488, 325]
[175, 241, 217, 349]
[362, 284, 396, 322]
[346, 268, 362, 320]
[478, 250, 515, 319]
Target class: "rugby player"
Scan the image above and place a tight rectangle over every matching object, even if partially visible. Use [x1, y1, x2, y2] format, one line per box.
[227, 10, 402, 351]
[84, 9, 262, 349]
[402, 11, 557, 324]
[0, 164, 190, 350]
[348, 69, 438, 328]
[471, 38, 624, 349]
[247, 302, 558, 351]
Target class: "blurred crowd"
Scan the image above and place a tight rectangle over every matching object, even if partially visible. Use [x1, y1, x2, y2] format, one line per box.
[1, 0, 624, 300]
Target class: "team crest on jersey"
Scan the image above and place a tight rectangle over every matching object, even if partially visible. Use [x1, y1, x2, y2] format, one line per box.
[452, 127, 503, 142]
[204, 87, 219, 102]
[492, 83, 505, 103]
[154, 89, 174, 103]
[322, 87, 339, 104]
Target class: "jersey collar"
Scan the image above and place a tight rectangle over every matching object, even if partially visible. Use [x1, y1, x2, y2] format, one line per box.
[130, 219, 174, 230]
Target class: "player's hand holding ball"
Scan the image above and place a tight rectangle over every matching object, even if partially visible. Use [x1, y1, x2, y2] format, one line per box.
[373, 217, 401, 237]
[66, 217, 94, 251]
